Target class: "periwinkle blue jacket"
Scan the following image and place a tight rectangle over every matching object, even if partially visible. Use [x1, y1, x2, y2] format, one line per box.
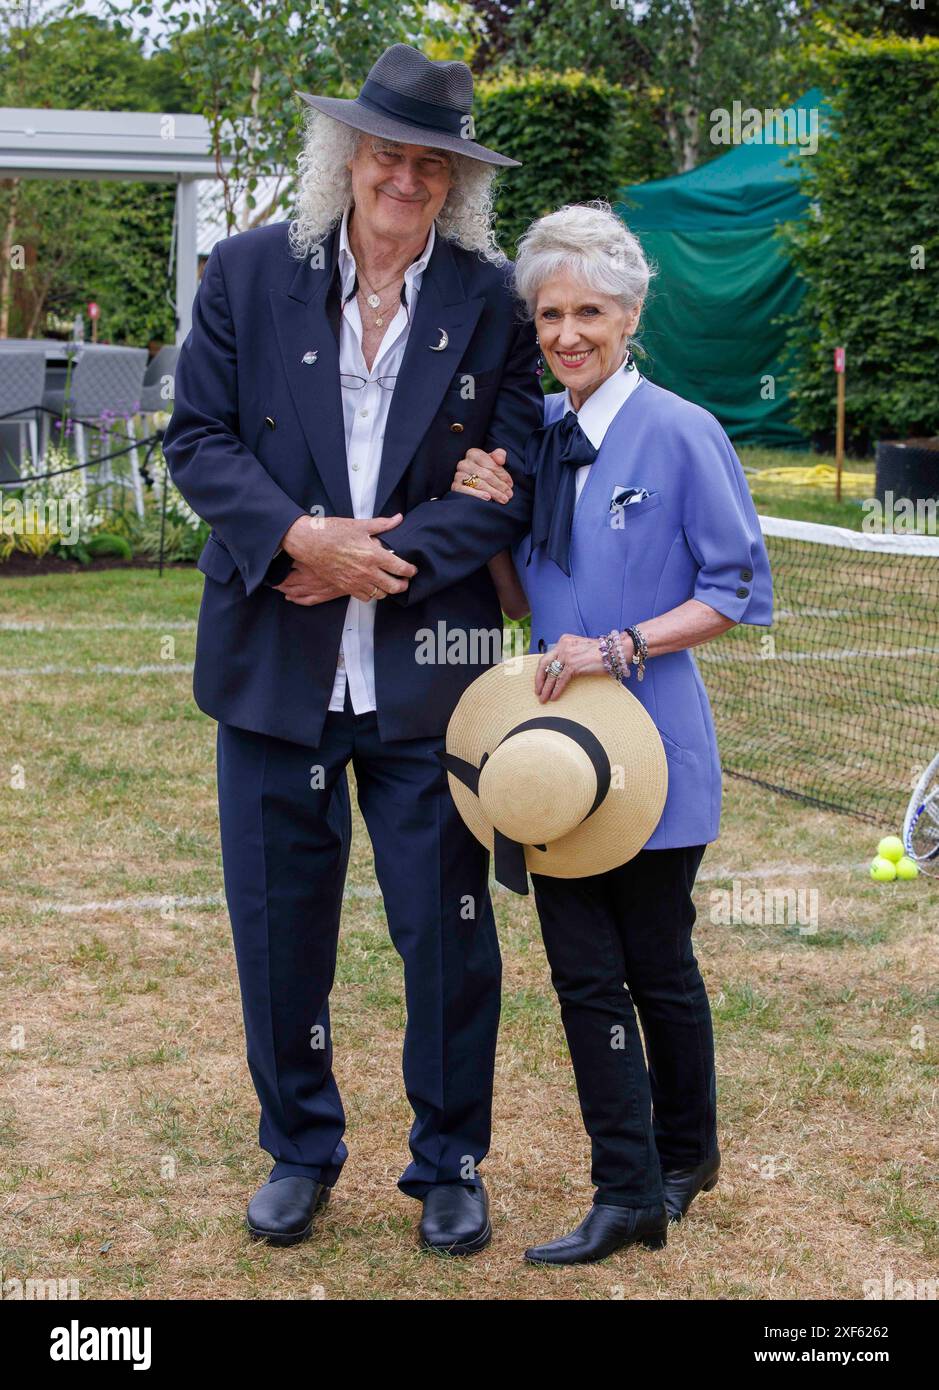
[514, 378, 773, 849]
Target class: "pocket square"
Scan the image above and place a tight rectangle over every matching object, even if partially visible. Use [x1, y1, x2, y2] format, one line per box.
[610, 485, 651, 512]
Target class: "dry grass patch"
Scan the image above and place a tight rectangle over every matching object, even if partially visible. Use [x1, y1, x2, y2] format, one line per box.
[1, 571, 937, 1300]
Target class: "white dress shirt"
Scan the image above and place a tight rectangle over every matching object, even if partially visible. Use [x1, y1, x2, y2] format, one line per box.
[563, 360, 643, 502]
[328, 207, 436, 713]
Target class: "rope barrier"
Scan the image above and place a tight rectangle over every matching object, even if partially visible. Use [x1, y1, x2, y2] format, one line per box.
[0, 426, 165, 486]
[0, 410, 172, 571]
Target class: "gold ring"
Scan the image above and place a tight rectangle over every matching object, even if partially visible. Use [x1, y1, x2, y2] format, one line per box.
[462, 474, 480, 488]
[368, 585, 379, 600]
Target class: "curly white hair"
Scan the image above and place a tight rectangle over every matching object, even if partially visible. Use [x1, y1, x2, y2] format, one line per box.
[287, 107, 505, 264]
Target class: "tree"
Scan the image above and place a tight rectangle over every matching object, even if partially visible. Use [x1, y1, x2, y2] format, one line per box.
[505, 0, 807, 172]
[87, 0, 474, 234]
[0, 6, 179, 339]
[502, 0, 939, 174]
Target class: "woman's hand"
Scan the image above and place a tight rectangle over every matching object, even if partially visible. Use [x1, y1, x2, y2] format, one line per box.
[536, 633, 619, 702]
[451, 447, 514, 503]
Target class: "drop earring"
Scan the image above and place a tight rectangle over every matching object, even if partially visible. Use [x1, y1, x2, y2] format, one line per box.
[535, 339, 545, 378]
[623, 345, 636, 371]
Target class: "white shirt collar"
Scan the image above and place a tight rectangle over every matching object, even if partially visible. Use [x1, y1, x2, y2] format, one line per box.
[564, 361, 642, 450]
[338, 205, 435, 306]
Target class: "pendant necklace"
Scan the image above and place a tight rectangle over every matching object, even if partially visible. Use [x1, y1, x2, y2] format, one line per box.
[357, 266, 405, 329]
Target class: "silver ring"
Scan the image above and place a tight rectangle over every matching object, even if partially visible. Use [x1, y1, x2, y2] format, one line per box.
[545, 658, 565, 677]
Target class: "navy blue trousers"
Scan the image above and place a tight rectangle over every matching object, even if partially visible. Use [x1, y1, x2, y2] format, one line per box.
[216, 704, 502, 1198]
[531, 844, 717, 1209]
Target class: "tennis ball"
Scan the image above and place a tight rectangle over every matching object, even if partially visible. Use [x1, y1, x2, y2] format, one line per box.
[870, 856, 897, 882]
[895, 856, 919, 880]
[877, 835, 905, 863]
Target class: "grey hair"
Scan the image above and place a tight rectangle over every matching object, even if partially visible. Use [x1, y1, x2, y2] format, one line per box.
[287, 107, 505, 264]
[513, 200, 653, 319]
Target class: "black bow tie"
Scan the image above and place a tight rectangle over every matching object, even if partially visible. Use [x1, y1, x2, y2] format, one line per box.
[525, 410, 598, 576]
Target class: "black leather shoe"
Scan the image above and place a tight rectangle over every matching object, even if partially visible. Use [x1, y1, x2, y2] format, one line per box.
[419, 1182, 492, 1256]
[246, 1176, 330, 1247]
[524, 1202, 668, 1266]
[662, 1152, 720, 1223]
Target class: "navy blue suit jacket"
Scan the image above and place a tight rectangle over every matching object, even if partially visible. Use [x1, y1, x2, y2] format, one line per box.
[163, 220, 543, 745]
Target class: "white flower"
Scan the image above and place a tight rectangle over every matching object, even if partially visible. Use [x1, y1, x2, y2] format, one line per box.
[151, 452, 203, 530]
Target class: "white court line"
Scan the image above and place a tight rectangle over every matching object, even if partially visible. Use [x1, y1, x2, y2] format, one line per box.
[699, 646, 939, 662]
[695, 861, 868, 882]
[774, 608, 853, 620]
[0, 620, 195, 632]
[1, 663, 194, 676]
[5, 653, 936, 673]
[7, 649, 935, 673]
[35, 886, 385, 915]
[32, 865, 868, 915]
[36, 894, 225, 915]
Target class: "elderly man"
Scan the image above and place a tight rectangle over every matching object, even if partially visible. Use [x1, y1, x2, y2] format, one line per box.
[163, 44, 541, 1255]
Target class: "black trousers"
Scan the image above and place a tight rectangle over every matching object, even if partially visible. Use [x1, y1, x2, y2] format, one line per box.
[530, 843, 717, 1209]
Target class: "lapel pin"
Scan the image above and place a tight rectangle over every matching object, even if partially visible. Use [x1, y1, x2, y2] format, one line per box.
[429, 329, 448, 352]
[301, 350, 318, 365]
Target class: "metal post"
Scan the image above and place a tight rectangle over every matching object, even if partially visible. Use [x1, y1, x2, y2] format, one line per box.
[175, 177, 199, 347]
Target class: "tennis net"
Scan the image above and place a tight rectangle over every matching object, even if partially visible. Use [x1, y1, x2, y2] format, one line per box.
[700, 516, 939, 827]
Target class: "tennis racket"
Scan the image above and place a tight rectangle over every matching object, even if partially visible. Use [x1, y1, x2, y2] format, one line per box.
[903, 753, 939, 878]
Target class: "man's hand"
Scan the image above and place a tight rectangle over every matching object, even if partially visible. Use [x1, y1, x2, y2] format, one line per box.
[273, 562, 352, 607]
[451, 447, 514, 503]
[278, 513, 417, 602]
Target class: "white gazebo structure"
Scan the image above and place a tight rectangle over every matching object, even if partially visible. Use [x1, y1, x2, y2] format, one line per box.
[0, 107, 232, 344]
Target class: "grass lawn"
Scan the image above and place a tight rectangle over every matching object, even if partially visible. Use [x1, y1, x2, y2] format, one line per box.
[738, 445, 877, 530]
[0, 447, 933, 1301]
[1, 529, 937, 1300]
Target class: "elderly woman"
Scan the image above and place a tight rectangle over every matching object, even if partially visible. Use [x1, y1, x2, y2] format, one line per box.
[451, 201, 773, 1265]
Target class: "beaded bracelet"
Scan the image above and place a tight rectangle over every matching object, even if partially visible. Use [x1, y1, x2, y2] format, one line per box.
[612, 629, 631, 679]
[598, 631, 624, 682]
[623, 624, 649, 681]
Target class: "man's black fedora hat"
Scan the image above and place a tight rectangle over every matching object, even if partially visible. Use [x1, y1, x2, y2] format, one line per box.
[296, 43, 520, 168]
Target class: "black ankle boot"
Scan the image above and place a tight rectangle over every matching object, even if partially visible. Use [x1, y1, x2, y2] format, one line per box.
[524, 1202, 668, 1266]
[662, 1152, 720, 1222]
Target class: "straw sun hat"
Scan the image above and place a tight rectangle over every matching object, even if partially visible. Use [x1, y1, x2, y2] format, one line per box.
[439, 655, 668, 895]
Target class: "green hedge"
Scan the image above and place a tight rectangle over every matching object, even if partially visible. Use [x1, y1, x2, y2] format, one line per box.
[476, 69, 667, 257]
[781, 36, 939, 447]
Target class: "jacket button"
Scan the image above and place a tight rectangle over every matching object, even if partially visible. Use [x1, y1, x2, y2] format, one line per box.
[740, 567, 753, 581]
[265, 416, 275, 430]
[736, 586, 749, 598]
[450, 422, 464, 433]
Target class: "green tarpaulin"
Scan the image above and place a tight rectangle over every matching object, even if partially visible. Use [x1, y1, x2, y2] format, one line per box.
[616, 90, 826, 446]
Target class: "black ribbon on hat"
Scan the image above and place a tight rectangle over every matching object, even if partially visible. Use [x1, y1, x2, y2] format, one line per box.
[358, 78, 467, 135]
[437, 717, 612, 895]
[525, 410, 598, 577]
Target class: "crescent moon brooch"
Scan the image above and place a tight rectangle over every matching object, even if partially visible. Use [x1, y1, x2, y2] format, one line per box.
[429, 329, 448, 352]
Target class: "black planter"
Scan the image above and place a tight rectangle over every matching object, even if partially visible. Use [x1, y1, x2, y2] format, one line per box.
[875, 437, 939, 507]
